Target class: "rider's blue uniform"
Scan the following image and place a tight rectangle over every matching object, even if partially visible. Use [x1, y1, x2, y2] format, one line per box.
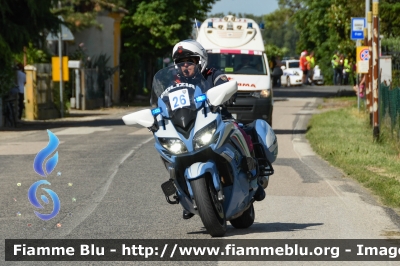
[203, 68, 235, 119]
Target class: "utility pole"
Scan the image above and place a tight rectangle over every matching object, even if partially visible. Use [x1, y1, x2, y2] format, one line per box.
[372, 0, 380, 140]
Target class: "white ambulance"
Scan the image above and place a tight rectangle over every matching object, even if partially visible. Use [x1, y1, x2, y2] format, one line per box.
[196, 15, 273, 126]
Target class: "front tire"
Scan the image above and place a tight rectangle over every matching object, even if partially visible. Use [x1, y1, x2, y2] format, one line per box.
[229, 203, 255, 229]
[190, 175, 226, 237]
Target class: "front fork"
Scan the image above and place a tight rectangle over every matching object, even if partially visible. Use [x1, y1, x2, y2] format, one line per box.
[160, 162, 224, 215]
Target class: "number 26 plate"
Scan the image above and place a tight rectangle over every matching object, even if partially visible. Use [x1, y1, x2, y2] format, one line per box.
[169, 89, 190, 111]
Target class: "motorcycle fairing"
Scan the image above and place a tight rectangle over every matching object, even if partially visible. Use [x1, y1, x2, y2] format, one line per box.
[254, 120, 278, 163]
[147, 63, 270, 223]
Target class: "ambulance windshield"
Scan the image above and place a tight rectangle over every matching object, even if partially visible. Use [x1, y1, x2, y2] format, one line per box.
[207, 53, 267, 75]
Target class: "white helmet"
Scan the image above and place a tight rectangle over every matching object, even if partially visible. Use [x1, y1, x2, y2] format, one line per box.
[172, 39, 208, 73]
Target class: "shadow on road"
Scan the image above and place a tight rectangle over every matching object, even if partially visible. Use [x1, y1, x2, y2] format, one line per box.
[224, 222, 324, 236]
[274, 129, 308, 135]
[187, 222, 324, 236]
[0, 118, 126, 132]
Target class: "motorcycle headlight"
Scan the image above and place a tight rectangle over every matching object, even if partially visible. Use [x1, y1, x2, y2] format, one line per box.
[193, 121, 217, 150]
[159, 138, 188, 154]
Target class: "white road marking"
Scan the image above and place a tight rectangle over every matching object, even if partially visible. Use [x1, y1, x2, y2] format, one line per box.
[45, 136, 154, 238]
[0, 141, 65, 155]
[291, 102, 348, 206]
[55, 127, 112, 135]
[128, 128, 153, 135]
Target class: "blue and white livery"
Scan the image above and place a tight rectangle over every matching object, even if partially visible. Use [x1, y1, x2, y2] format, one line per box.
[122, 63, 278, 237]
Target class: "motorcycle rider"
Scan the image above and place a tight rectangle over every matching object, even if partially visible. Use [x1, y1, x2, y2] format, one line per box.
[171, 39, 265, 219]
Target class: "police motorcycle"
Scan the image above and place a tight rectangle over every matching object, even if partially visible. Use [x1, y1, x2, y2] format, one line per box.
[122, 62, 278, 237]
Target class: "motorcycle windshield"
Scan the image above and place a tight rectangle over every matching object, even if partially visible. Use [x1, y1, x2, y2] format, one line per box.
[152, 62, 210, 130]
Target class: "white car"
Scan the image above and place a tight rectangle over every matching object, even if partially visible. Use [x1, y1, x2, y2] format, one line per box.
[280, 60, 303, 87]
[280, 60, 325, 86]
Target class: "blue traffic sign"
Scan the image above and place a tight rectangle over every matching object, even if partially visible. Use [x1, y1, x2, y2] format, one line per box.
[351, 18, 366, 40]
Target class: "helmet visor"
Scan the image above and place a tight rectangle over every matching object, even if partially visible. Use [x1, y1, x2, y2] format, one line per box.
[175, 57, 199, 64]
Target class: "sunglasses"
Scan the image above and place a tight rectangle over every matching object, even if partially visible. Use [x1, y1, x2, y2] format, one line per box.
[177, 58, 198, 64]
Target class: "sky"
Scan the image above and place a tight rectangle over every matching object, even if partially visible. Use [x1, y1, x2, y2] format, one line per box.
[209, 0, 279, 17]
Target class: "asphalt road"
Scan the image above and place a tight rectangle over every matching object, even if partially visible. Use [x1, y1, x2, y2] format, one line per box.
[1, 85, 399, 265]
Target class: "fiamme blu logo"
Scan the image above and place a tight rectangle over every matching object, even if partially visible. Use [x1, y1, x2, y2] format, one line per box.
[28, 130, 61, 221]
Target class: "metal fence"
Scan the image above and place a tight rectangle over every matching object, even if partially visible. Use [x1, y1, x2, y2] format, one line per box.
[34, 63, 60, 119]
[84, 69, 100, 100]
[83, 68, 113, 108]
[380, 39, 400, 140]
[35, 64, 54, 104]
[380, 83, 400, 140]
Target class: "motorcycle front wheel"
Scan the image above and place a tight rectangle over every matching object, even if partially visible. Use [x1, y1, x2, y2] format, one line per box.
[191, 174, 226, 237]
[229, 203, 255, 229]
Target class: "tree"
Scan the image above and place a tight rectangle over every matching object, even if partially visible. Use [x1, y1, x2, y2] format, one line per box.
[120, 0, 216, 101]
[54, 0, 127, 32]
[380, 0, 400, 38]
[290, 0, 365, 84]
[263, 6, 299, 57]
[0, 0, 61, 96]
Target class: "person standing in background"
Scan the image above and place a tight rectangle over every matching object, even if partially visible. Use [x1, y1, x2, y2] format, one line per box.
[16, 63, 26, 120]
[299, 51, 309, 85]
[343, 56, 351, 85]
[336, 54, 344, 85]
[306, 51, 315, 85]
[271, 55, 283, 87]
[331, 51, 340, 85]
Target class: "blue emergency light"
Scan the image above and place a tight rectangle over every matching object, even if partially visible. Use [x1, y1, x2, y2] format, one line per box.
[247, 22, 253, 29]
[259, 23, 265, 29]
[194, 94, 207, 103]
[151, 107, 162, 116]
[207, 21, 213, 28]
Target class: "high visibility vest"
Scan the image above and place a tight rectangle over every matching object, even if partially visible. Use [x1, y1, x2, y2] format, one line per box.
[306, 56, 315, 69]
[344, 58, 351, 72]
[331, 55, 339, 68]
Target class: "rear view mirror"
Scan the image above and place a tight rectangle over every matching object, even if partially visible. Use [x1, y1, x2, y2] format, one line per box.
[281, 66, 286, 70]
[122, 109, 154, 127]
[206, 81, 238, 106]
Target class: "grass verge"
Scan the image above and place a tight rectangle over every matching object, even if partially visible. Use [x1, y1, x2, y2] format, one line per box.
[306, 97, 400, 209]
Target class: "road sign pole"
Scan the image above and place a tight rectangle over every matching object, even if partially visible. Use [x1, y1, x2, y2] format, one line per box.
[356, 40, 361, 111]
[47, 16, 74, 118]
[357, 72, 360, 111]
[364, 27, 370, 113]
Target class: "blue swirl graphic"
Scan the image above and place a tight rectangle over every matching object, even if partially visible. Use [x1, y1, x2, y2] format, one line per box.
[28, 180, 60, 221]
[33, 130, 59, 177]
